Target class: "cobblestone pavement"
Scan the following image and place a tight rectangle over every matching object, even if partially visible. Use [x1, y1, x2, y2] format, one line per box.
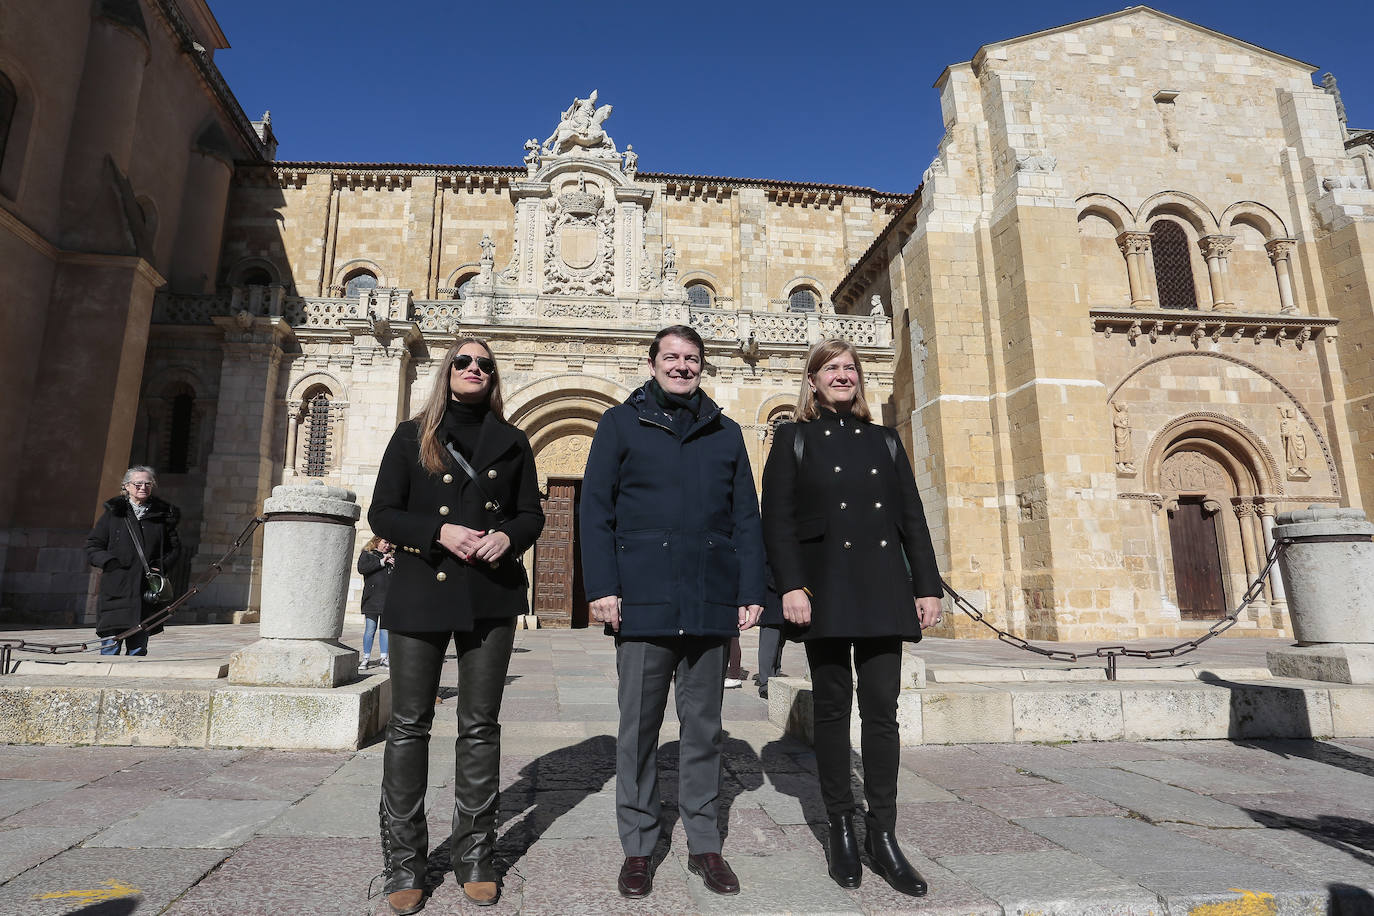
[0, 627, 1371, 915]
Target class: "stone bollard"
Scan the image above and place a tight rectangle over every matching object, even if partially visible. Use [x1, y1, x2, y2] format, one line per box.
[1267, 507, 1374, 684]
[229, 481, 362, 687]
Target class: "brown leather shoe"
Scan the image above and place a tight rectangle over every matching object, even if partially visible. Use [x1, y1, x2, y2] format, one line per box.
[688, 852, 740, 895]
[617, 855, 653, 898]
[386, 888, 425, 915]
[462, 881, 500, 906]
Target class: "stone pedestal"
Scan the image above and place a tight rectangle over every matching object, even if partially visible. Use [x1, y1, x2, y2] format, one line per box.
[1267, 507, 1374, 684]
[229, 482, 361, 687]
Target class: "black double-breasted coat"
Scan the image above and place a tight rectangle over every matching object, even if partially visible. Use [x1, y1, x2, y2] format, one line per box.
[761, 411, 941, 641]
[357, 549, 393, 619]
[84, 495, 181, 637]
[367, 414, 545, 632]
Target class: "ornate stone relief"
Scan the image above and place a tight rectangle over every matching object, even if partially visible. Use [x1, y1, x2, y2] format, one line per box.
[1112, 401, 1136, 475]
[1278, 406, 1310, 480]
[543, 175, 616, 296]
[1160, 450, 1230, 496]
[536, 435, 593, 480]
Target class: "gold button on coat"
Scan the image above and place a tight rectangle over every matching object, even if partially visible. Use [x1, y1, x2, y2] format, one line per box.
[874, 502, 883, 509]
[870, 468, 879, 475]
[823, 429, 831, 436]
[484, 501, 496, 511]
[880, 539, 889, 547]
[436, 571, 447, 582]
[487, 469, 497, 479]
[833, 466, 842, 473]
[442, 474, 453, 484]
[842, 541, 852, 549]
[839, 502, 847, 509]
[438, 506, 450, 516]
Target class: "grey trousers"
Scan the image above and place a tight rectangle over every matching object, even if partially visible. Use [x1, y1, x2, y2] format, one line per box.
[615, 635, 727, 857]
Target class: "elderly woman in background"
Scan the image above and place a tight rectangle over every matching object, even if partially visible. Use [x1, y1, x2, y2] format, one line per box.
[358, 536, 395, 668]
[84, 466, 181, 656]
[761, 339, 942, 897]
[368, 337, 544, 914]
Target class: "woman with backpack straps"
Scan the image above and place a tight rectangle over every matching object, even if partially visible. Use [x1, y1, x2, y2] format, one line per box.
[760, 338, 943, 897]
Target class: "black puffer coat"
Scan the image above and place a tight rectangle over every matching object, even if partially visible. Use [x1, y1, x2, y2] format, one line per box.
[84, 495, 181, 637]
[368, 414, 544, 632]
[761, 411, 941, 642]
[579, 383, 767, 639]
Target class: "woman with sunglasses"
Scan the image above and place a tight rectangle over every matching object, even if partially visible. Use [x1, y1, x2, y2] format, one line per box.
[368, 338, 545, 914]
[84, 466, 181, 656]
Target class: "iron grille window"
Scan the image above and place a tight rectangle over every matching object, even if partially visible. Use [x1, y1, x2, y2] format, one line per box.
[305, 393, 331, 476]
[686, 283, 712, 307]
[167, 393, 194, 474]
[788, 288, 817, 312]
[0, 71, 14, 169]
[1151, 220, 1198, 310]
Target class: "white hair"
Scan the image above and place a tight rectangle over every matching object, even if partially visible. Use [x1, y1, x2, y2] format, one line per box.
[121, 466, 158, 488]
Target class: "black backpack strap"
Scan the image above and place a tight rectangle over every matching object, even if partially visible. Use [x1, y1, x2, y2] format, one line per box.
[884, 427, 900, 465]
[792, 422, 805, 466]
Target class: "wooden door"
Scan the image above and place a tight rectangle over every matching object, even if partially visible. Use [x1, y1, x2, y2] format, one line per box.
[533, 479, 588, 627]
[1168, 497, 1227, 619]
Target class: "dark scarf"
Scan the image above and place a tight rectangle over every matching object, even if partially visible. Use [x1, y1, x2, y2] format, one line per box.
[440, 399, 489, 459]
[647, 378, 701, 438]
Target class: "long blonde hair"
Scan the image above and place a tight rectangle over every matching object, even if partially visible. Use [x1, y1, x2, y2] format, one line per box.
[413, 337, 507, 474]
[794, 338, 872, 422]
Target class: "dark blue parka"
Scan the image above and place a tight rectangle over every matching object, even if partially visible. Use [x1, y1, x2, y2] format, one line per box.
[579, 383, 767, 638]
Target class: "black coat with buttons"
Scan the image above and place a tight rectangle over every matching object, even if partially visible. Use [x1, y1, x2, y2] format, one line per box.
[368, 415, 544, 633]
[761, 412, 941, 641]
[579, 383, 767, 639]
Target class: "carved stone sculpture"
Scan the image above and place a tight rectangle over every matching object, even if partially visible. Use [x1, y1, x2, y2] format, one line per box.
[1112, 402, 1135, 474]
[870, 294, 885, 316]
[1280, 407, 1310, 480]
[622, 144, 637, 176]
[542, 90, 617, 156]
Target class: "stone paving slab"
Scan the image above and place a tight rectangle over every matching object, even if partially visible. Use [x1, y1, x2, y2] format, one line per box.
[2, 786, 168, 827]
[0, 780, 82, 821]
[1019, 765, 1259, 827]
[0, 846, 227, 916]
[87, 797, 290, 848]
[166, 836, 376, 916]
[936, 849, 1164, 915]
[0, 826, 94, 884]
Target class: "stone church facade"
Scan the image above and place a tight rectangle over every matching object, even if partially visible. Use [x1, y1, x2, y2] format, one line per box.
[3, 3, 1371, 641]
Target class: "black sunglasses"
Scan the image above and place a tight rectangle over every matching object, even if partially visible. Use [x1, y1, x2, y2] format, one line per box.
[452, 354, 496, 375]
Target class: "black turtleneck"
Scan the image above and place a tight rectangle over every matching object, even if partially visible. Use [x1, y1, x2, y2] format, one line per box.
[646, 378, 701, 437]
[440, 398, 489, 459]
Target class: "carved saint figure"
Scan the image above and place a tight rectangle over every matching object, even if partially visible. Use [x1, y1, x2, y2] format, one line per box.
[870, 294, 885, 316]
[1280, 407, 1310, 478]
[523, 139, 540, 173]
[622, 144, 637, 174]
[542, 90, 616, 155]
[479, 233, 495, 270]
[1112, 402, 1135, 473]
[662, 243, 676, 274]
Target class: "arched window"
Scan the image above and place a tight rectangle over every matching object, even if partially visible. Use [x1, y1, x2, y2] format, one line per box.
[0, 71, 15, 170]
[344, 270, 378, 299]
[241, 267, 272, 287]
[303, 391, 333, 477]
[1151, 219, 1198, 310]
[456, 275, 476, 300]
[686, 282, 713, 308]
[788, 288, 818, 312]
[167, 392, 194, 474]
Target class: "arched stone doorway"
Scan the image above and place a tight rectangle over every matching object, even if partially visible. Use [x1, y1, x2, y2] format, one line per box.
[508, 376, 628, 628]
[1147, 414, 1280, 626]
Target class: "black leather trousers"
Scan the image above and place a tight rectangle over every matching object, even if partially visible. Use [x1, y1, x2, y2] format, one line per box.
[380, 618, 515, 891]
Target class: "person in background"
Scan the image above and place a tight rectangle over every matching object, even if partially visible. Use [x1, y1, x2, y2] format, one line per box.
[761, 339, 942, 898]
[358, 536, 395, 668]
[724, 635, 746, 688]
[754, 568, 786, 699]
[84, 466, 181, 656]
[368, 337, 545, 913]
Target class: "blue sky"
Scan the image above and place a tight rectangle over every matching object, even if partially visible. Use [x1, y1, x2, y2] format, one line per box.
[214, 1, 1371, 193]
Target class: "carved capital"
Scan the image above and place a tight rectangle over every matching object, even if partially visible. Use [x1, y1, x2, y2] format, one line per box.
[1198, 234, 1234, 260]
[1264, 237, 1296, 263]
[1116, 231, 1152, 256]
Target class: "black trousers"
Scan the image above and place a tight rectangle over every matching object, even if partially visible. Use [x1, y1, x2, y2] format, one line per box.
[804, 636, 903, 832]
[381, 618, 515, 891]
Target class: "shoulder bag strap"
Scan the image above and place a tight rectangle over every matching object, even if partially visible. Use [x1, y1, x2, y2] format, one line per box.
[792, 422, 805, 466]
[444, 441, 509, 522]
[123, 512, 153, 575]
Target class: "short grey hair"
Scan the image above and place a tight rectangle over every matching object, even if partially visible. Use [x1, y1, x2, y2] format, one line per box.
[121, 466, 158, 488]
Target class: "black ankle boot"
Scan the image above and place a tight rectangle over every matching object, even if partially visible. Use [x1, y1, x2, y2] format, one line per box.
[827, 813, 862, 888]
[864, 829, 928, 897]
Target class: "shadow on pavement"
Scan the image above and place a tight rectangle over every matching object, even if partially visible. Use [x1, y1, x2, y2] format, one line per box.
[1329, 882, 1374, 915]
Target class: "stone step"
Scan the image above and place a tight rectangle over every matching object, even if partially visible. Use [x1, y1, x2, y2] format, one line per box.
[0, 673, 390, 749]
[7, 658, 229, 679]
[769, 674, 1374, 746]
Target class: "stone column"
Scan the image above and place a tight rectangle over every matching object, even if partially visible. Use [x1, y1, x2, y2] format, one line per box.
[1258, 508, 1287, 604]
[1116, 231, 1154, 308]
[1198, 235, 1235, 311]
[1233, 500, 1260, 585]
[1267, 507, 1374, 683]
[228, 482, 361, 687]
[285, 401, 301, 474]
[1265, 238, 1299, 314]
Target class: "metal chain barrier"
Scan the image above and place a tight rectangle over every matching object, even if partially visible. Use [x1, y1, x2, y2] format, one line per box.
[0, 516, 265, 675]
[939, 538, 1289, 680]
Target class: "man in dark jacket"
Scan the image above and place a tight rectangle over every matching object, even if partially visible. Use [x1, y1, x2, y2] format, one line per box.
[580, 325, 766, 899]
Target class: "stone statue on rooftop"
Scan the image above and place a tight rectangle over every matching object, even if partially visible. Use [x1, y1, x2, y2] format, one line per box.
[542, 90, 617, 156]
